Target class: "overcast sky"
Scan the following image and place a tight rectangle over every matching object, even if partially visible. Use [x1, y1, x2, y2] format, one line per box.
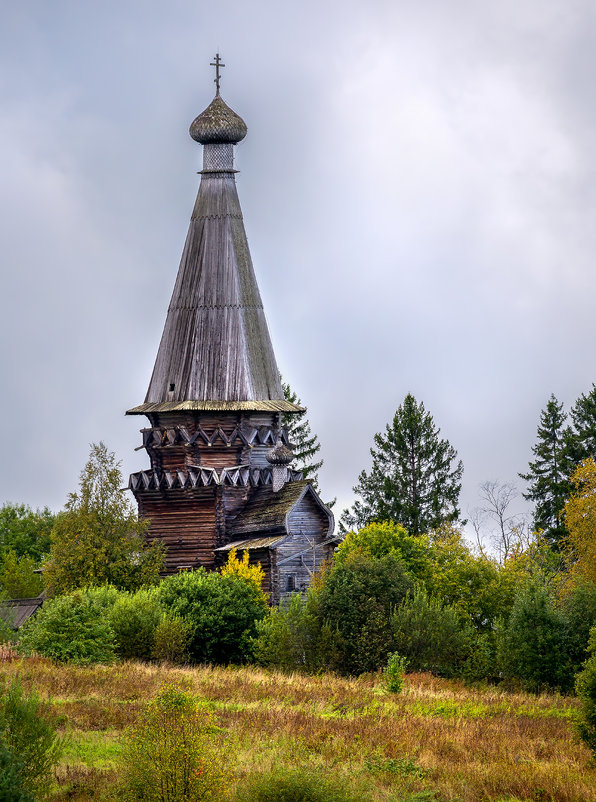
[2, 0, 595, 543]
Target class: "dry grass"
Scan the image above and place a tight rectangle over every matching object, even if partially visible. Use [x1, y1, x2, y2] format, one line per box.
[0, 658, 593, 801]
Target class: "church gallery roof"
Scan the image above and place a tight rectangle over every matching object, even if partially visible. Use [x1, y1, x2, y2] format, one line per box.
[226, 480, 334, 538]
[128, 73, 300, 416]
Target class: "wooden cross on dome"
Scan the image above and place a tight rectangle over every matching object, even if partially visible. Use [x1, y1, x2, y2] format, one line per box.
[210, 53, 225, 95]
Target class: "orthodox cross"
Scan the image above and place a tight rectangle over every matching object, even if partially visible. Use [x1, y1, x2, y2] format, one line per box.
[210, 53, 225, 95]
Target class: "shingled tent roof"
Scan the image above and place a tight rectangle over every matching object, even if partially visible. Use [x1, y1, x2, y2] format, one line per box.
[128, 91, 300, 416]
[228, 480, 334, 538]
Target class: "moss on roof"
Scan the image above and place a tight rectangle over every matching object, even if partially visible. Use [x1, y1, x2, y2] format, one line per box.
[229, 480, 330, 537]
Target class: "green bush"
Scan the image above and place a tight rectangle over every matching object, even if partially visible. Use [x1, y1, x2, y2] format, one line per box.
[82, 584, 121, 611]
[575, 626, 596, 755]
[0, 740, 33, 802]
[559, 579, 596, 674]
[390, 588, 471, 677]
[109, 588, 162, 660]
[158, 569, 268, 664]
[18, 591, 117, 664]
[0, 677, 63, 798]
[497, 581, 572, 692]
[318, 552, 414, 675]
[235, 766, 363, 802]
[253, 591, 326, 673]
[384, 652, 408, 693]
[151, 613, 192, 664]
[119, 685, 227, 801]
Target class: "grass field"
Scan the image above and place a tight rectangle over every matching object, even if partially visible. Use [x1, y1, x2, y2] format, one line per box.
[0, 656, 593, 801]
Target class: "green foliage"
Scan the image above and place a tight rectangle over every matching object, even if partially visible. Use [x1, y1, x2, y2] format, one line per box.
[45, 442, 164, 595]
[336, 520, 432, 579]
[559, 579, 596, 675]
[0, 550, 43, 599]
[0, 612, 14, 645]
[19, 591, 117, 664]
[390, 588, 471, 677]
[0, 677, 63, 798]
[497, 581, 572, 692]
[569, 384, 596, 463]
[235, 765, 362, 802]
[519, 394, 573, 549]
[253, 591, 327, 672]
[158, 569, 268, 664]
[384, 652, 408, 693]
[423, 527, 512, 635]
[575, 626, 596, 756]
[337, 521, 512, 637]
[282, 380, 324, 491]
[0, 503, 54, 564]
[341, 394, 463, 535]
[0, 740, 34, 802]
[119, 685, 226, 801]
[109, 588, 162, 660]
[318, 552, 414, 674]
[151, 613, 192, 664]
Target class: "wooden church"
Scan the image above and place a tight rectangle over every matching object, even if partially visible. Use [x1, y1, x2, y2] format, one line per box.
[126, 58, 335, 604]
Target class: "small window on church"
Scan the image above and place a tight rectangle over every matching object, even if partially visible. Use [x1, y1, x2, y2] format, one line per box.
[169, 383, 175, 392]
[287, 575, 296, 592]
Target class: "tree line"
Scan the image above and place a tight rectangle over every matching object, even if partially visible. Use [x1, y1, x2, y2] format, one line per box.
[3, 386, 596, 698]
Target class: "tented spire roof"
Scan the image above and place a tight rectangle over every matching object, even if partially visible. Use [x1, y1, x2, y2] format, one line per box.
[128, 79, 300, 416]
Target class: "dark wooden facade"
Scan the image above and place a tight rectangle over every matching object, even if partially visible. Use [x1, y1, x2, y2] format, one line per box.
[127, 76, 335, 598]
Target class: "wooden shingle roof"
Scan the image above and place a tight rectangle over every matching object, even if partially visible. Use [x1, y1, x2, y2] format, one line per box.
[228, 480, 334, 538]
[129, 95, 300, 415]
[0, 595, 44, 630]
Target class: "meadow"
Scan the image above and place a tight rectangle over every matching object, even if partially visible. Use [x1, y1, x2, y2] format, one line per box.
[0, 656, 593, 802]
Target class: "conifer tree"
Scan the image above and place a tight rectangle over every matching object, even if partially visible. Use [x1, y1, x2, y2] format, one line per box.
[340, 394, 463, 535]
[570, 384, 596, 463]
[519, 394, 573, 548]
[282, 381, 323, 491]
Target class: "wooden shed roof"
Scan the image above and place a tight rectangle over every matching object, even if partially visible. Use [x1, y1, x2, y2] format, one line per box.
[134, 97, 299, 413]
[215, 535, 287, 552]
[0, 596, 44, 630]
[229, 480, 334, 538]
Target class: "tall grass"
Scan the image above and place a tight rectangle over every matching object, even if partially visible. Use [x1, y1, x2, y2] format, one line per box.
[0, 657, 593, 801]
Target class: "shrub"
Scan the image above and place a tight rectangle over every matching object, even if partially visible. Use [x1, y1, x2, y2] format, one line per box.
[559, 578, 596, 674]
[390, 588, 471, 676]
[384, 652, 408, 693]
[318, 552, 414, 675]
[235, 766, 362, 802]
[0, 740, 33, 802]
[109, 588, 162, 660]
[119, 685, 227, 801]
[497, 581, 572, 692]
[158, 569, 268, 664]
[0, 677, 63, 798]
[83, 584, 121, 611]
[18, 591, 117, 664]
[575, 626, 596, 755]
[151, 613, 192, 664]
[253, 591, 325, 673]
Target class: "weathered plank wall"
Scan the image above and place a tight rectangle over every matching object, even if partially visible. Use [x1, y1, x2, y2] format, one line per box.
[137, 487, 217, 573]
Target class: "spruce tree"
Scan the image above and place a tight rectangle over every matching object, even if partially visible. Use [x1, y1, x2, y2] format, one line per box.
[570, 384, 596, 462]
[340, 394, 463, 535]
[281, 381, 323, 491]
[519, 394, 573, 548]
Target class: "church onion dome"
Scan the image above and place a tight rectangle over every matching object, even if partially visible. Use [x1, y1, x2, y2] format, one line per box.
[189, 95, 247, 144]
[266, 440, 294, 466]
